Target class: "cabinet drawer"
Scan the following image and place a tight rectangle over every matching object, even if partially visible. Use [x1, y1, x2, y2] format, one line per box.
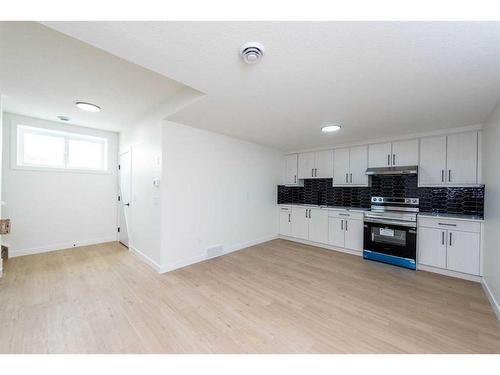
[327, 210, 364, 220]
[418, 217, 480, 233]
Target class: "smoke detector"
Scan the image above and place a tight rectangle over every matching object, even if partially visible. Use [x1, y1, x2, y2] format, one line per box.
[239, 42, 265, 64]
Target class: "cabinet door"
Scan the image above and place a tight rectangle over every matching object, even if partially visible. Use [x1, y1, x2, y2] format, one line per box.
[333, 148, 350, 185]
[447, 230, 480, 275]
[291, 207, 309, 240]
[314, 150, 334, 178]
[279, 210, 292, 236]
[328, 217, 345, 248]
[344, 219, 364, 251]
[349, 145, 368, 185]
[308, 208, 329, 244]
[446, 132, 478, 185]
[419, 136, 447, 186]
[285, 154, 298, 185]
[368, 142, 392, 168]
[392, 139, 418, 167]
[418, 227, 447, 268]
[298, 152, 315, 179]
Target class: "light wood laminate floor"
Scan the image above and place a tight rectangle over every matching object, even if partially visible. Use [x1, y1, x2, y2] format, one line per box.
[1, 239, 499, 353]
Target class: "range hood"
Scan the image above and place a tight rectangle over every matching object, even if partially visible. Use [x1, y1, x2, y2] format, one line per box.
[365, 165, 418, 176]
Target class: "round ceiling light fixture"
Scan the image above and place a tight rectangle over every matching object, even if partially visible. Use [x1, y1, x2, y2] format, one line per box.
[239, 42, 265, 64]
[57, 115, 71, 122]
[321, 123, 342, 133]
[75, 101, 101, 112]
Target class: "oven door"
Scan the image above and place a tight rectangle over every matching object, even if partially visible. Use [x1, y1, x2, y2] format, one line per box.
[363, 220, 416, 261]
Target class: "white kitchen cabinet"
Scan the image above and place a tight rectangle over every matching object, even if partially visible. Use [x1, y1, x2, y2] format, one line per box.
[333, 146, 368, 186]
[308, 208, 329, 244]
[279, 206, 292, 236]
[446, 230, 480, 275]
[314, 150, 334, 178]
[418, 227, 447, 268]
[328, 215, 363, 251]
[368, 143, 392, 168]
[344, 218, 364, 251]
[291, 207, 309, 240]
[419, 136, 447, 185]
[298, 152, 315, 179]
[419, 132, 478, 186]
[392, 139, 418, 167]
[284, 154, 299, 185]
[298, 150, 333, 179]
[446, 132, 478, 185]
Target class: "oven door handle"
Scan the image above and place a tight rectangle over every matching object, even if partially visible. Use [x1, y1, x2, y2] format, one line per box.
[363, 218, 416, 228]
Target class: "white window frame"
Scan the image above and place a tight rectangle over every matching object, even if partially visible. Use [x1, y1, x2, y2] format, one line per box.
[13, 124, 109, 173]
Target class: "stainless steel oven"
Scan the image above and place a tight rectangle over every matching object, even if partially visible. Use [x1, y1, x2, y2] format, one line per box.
[363, 197, 419, 270]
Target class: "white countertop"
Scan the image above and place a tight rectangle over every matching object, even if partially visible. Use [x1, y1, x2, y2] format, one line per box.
[278, 203, 369, 212]
[418, 212, 484, 222]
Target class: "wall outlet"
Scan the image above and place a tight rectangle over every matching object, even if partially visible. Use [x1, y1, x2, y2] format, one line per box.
[206, 245, 224, 258]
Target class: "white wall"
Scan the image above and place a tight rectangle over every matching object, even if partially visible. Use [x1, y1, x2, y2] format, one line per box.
[160, 121, 281, 272]
[482, 101, 500, 319]
[2, 113, 118, 256]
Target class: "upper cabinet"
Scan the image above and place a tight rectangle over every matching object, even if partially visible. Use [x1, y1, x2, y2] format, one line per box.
[419, 132, 478, 186]
[284, 154, 300, 185]
[298, 150, 333, 179]
[368, 139, 418, 168]
[333, 145, 368, 186]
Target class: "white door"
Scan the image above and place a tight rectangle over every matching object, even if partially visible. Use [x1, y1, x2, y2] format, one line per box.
[333, 148, 350, 185]
[418, 227, 447, 268]
[344, 219, 364, 251]
[446, 230, 480, 275]
[314, 150, 334, 178]
[119, 151, 132, 247]
[349, 145, 368, 185]
[308, 208, 329, 244]
[328, 217, 345, 248]
[419, 136, 447, 185]
[285, 154, 298, 185]
[368, 142, 392, 168]
[279, 208, 292, 236]
[392, 139, 418, 167]
[446, 132, 478, 185]
[291, 207, 309, 240]
[298, 152, 315, 179]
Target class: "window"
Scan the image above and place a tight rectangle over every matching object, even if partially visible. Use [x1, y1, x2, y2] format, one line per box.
[16, 125, 108, 172]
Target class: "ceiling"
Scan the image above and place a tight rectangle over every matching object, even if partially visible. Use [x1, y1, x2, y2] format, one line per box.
[8, 22, 500, 150]
[0, 22, 188, 133]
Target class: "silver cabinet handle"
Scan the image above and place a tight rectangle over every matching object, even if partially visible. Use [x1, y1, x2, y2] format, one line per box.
[294, 175, 297, 183]
[392, 154, 396, 166]
[305, 209, 308, 218]
[449, 231, 452, 246]
[314, 168, 317, 177]
[341, 219, 343, 230]
[312, 168, 314, 177]
[441, 231, 445, 245]
[308, 209, 311, 218]
[345, 220, 348, 231]
[349, 173, 352, 183]
[438, 222, 456, 227]
[448, 170, 451, 182]
[387, 154, 390, 166]
[441, 170, 444, 182]
[345, 173, 348, 183]
[288, 213, 291, 223]
[339, 213, 350, 217]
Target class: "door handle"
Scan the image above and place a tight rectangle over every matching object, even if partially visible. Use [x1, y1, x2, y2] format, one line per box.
[288, 213, 291, 223]
[345, 173, 348, 183]
[345, 220, 348, 231]
[441, 231, 445, 245]
[449, 232, 452, 246]
[387, 154, 390, 166]
[448, 170, 451, 182]
[341, 219, 343, 230]
[350, 173, 352, 183]
[441, 170, 444, 182]
[125, 203, 130, 207]
[312, 168, 314, 177]
[305, 209, 308, 218]
[392, 154, 395, 166]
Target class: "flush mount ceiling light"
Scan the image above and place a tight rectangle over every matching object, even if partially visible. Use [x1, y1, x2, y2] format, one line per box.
[57, 115, 71, 122]
[75, 101, 101, 112]
[239, 42, 265, 64]
[321, 123, 342, 133]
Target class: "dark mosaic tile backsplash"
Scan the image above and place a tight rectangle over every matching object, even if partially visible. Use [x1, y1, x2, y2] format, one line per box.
[277, 175, 485, 217]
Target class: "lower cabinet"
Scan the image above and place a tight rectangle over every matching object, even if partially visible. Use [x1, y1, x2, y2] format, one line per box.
[290, 207, 328, 243]
[417, 217, 481, 276]
[279, 206, 292, 236]
[328, 215, 363, 251]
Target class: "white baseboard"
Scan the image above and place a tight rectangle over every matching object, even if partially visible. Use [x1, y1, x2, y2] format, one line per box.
[482, 277, 500, 323]
[417, 264, 481, 282]
[278, 235, 363, 257]
[129, 245, 161, 272]
[9, 236, 118, 258]
[160, 234, 278, 273]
